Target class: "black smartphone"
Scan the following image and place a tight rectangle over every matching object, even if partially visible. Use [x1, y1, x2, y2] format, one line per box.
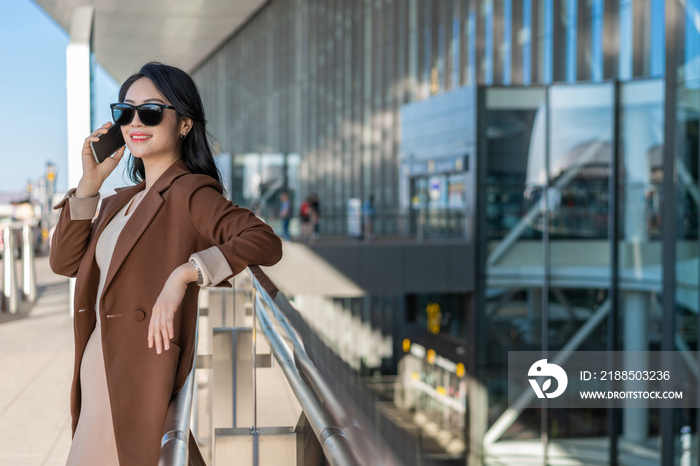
[90, 124, 126, 163]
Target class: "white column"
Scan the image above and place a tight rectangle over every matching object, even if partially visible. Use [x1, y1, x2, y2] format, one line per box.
[620, 93, 658, 444]
[66, 6, 94, 318]
[623, 291, 649, 443]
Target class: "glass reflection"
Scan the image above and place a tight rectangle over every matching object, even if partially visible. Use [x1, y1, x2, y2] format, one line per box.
[232, 152, 302, 237]
[481, 87, 546, 448]
[613, 79, 664, 462]
[547, 83, 613, 442]
[673, 80, 700, 464]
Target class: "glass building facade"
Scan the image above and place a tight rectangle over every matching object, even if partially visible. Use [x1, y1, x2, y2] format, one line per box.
[192, 1, 700, 464]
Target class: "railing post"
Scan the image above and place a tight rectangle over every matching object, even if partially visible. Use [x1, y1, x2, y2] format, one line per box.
[251, 285, 259, 466]
[3, 227, 19, 314]
[22, 224, 37, 303]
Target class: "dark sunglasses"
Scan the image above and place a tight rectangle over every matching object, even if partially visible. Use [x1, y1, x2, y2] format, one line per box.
[110, 102, 176, 126]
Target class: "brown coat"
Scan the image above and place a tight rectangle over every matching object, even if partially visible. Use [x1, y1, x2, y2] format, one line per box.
[49, 158, 283, 465]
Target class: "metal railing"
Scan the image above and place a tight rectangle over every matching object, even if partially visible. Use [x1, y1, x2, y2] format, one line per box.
[246, 266, 417, 466]
[159, 264, 419, 465]
[159, 307, 201, 466]
[264, 210, 470, 241]
[1, 222, 38, 314]
[247, 266, 360, 466]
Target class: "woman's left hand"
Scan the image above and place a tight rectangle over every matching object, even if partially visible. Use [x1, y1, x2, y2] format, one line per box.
[149, 265, 190, 354]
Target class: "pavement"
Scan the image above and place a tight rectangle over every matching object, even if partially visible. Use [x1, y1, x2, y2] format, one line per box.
[0, 253, 74, 465]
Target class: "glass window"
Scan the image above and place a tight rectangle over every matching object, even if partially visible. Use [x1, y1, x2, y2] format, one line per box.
[547, 83, 614, 440]
[484, 0, 494, 85]
[618, 0, 633, 80]
[617, 82, 663, 451]
[672, 77, 700, 462]
[480, 87, 546, 446]
[522, 0, 533, 84]
[503, 0, 512, 85]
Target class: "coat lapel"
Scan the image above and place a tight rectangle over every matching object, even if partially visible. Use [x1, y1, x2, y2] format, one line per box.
[99, 158, 191, 298]
[80, 182, 144, 297]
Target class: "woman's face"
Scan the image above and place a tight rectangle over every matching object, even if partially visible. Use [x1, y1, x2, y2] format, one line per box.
[120, 77, 190, 161]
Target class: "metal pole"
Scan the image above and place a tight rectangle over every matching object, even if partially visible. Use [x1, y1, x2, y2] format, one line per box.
[607, 79, 621, 466]
[3, 227, 19, 314]
[251, 285, 258, 466]
[221, 288, 226, 327]
[253, 292, 360, 466]
[542, 83, 551, 466]
[22, 224, 37, 303]
[159, 307, 199, 466]
[661, 0, 679, 464]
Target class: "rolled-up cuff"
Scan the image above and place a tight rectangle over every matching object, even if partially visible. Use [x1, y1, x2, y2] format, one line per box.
[67, 191, 100, 220]
[189, 246, 233, 287]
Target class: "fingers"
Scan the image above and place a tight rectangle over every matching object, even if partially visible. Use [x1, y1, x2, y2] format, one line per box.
[161, 325, 170, 352]
[112, 145, 127, 163]
[91, 124, 111, 137]
[153, 320, 163, 354]
[148, 313, 163, 354]
[83, 125, 112, 147]
[148, 307, 175, 354]
[167, 318, 174, 340]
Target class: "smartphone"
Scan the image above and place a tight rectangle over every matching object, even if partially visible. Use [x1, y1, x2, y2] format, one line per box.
[90, 124, 126, 163]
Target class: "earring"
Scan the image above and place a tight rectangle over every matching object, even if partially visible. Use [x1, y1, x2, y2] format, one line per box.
[180, 132, 187, 139]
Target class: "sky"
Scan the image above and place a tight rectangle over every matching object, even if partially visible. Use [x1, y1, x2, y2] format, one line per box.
[0, 0, 128, 196]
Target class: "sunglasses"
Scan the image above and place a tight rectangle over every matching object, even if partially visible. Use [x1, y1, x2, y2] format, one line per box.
[110, 102, 176, 126]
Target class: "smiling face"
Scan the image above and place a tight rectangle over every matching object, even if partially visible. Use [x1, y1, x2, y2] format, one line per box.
[120, 77, 191, 162]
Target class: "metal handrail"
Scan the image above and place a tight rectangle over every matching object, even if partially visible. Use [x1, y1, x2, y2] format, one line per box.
[2, 221, 39, 314]
[247, 267, 361, 466]
[159, 306, 200, 466]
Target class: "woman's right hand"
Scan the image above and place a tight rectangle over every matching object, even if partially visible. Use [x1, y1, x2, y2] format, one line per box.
[76, 122, 127, 197]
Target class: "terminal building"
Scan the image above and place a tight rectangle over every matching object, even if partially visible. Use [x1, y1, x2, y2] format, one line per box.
[36, 0, 700, 465]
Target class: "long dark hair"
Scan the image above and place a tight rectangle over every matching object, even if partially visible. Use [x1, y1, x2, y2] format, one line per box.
[118, 62, 224, 194]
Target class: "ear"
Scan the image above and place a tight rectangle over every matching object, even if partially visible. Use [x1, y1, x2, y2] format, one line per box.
[180, 116, 193, 134]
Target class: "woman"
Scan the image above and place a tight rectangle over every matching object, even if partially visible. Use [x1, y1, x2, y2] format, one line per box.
[50, 62, 283, 466]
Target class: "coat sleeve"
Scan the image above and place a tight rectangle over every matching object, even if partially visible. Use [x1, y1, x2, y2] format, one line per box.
[49, 188, 101, 278]
[185, 175, 283, 288]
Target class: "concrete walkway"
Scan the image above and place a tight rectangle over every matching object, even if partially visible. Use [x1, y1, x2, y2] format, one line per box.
[0, 254, 74, 465]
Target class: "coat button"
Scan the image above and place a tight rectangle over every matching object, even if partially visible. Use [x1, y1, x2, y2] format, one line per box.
[133, 309, 146, 321]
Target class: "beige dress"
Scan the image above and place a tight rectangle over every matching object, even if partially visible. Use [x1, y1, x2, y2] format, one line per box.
[65, 192, 139, 466]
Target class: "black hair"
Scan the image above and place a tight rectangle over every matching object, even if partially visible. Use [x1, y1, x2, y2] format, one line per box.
[118, 62, 224, 194]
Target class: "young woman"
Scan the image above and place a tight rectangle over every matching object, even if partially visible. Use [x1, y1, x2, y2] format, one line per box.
[50, 62, 283, 466]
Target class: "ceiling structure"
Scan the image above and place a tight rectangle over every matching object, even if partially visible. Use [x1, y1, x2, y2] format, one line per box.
[35, 0, 268, 83]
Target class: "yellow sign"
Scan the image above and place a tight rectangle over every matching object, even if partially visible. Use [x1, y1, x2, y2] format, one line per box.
[427, 302, 441, 335]
[456, 362, 465, 378]
[402, 338, 411, 353]
[427, 349, 436, 365]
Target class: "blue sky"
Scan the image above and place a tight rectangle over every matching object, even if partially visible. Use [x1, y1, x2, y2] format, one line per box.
[0, 0, 127, 195]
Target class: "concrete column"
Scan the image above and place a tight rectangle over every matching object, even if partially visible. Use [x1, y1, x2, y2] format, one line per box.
[622, 291, 649, 443]
[66, 6, 94, 318]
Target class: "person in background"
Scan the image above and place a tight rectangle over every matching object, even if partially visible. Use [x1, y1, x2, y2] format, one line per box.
[300, 196, 312, 239]
[280, 192, 291, 240]
[362, 194, 375, 242]
[310, 193, 320, 239]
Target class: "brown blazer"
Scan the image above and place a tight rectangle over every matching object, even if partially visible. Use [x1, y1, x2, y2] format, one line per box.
[49, 158, 283, 465]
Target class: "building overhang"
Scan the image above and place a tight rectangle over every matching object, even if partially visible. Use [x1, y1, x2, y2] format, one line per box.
[34, 0, 268, 83]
